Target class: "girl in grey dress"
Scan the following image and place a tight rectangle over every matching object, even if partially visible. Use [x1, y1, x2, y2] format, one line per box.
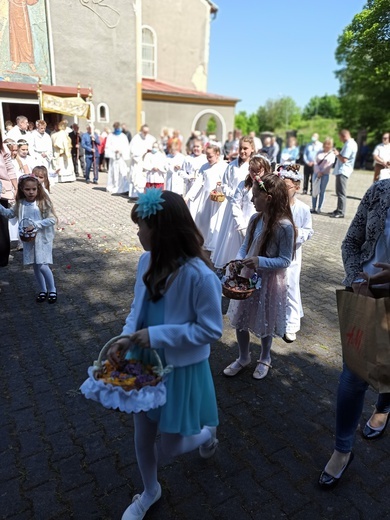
[0, 174, 57, 303]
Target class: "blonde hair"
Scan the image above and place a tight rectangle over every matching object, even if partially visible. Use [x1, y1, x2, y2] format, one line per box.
[323, 137, 334, 147]
[15, 176, 57, 220]
[32, 165, 50, 192]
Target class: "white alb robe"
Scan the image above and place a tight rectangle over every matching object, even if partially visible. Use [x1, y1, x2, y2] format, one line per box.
[286, 198, 314, 333]
[211, 180, 256, 268]
[186, 159, 227, 249]
[208, 158, 250, 253]
[105, 133, 130, 194]
[165, 152, 185, 195]
[128, 133, 156, 198]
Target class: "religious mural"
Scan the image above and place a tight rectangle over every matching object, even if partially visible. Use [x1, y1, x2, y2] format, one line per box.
[0, 0, 51, 84]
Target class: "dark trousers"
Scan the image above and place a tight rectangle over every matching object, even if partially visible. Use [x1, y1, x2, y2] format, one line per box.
[85, 154, 99, 182]
[303, 164, 314, 193]
[0, 199, 10, 267]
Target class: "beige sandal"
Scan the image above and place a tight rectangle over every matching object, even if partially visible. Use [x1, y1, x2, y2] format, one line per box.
[252, 360, 272, 380]
[223, 359, 250, 377]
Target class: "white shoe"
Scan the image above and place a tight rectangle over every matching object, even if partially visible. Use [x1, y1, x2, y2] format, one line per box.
[283, 332, 296, 343]
[223, 358, 250, 377]
[199, 426, 219, 459]
[252, 361, 272, 380]
[122, 483, 162, 520]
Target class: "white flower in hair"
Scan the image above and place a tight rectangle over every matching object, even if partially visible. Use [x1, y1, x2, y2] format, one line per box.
[136, 188, 165, 219]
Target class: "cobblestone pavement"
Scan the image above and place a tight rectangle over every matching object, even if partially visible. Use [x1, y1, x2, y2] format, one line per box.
[1, 170, 389, 520]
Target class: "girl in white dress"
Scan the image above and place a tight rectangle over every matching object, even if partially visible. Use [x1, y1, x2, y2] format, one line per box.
[212, 154, 271, 268]
[0, 174, 57, 303]
[143, 141, 167, 190]
[208, 136, 255, 254]
[17, 139, 35, 174]
[165, 142, 185, 195]
[185, 145, 227, 249]
[180, 139, 207, 197]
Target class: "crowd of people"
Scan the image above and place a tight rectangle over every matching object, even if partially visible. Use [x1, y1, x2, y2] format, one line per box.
[1, 116, 389, 519]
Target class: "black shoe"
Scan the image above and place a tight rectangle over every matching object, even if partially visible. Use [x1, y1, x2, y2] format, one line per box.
[328, 210, 338, 215]
[318, 452, 354, 489]
[362, 413, 389, 440]
[330, 213, 344, 219]
[310, 209, 318, 214]
[86, 179, 90, 184]
[302, 190, 307, 195]
[93, 180, 98, 184]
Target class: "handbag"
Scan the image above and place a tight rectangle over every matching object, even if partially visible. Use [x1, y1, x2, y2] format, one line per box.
[336, 289, 390, 393]
[312, 175, 321, 198]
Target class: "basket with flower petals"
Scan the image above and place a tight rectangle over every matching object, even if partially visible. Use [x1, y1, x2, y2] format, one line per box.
[80, 335, 172, 414]
[18, 218, 37, 242]
[221, 261, 258, 300]
[210, 183, 225, 203]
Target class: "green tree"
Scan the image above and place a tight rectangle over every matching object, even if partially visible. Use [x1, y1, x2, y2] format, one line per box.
[335, 0, 390, 133]
[257, 97, 301, 132]
[206, 116, 217, 134]
[234, 111, 248, 134]
[302, 95, 341, 119]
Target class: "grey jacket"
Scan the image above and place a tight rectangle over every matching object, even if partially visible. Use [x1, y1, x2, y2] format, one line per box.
[342, 179, 390, 286]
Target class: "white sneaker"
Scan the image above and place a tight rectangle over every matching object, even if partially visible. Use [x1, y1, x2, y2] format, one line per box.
[199, 426, 219, 459]
[283, 332, 296, 343]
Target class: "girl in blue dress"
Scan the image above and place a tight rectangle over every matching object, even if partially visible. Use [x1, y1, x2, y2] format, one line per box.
[107, 189, 222, 520]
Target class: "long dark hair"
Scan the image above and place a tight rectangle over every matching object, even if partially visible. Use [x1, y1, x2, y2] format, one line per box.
[131, 191, 211, 301]
[247, 173, 296, 257]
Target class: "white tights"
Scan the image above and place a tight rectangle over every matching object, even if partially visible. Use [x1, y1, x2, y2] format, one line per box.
[236, 329, 273, 364]
[33, 263, 56, 293]
[133, 412, 211, 501]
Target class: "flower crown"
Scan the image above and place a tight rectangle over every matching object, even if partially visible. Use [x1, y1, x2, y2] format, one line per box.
[251, 153, 271, 165]
[136, 188, 165, 219]
[18, 174, 37, 184]
[275, 163, 300, 175]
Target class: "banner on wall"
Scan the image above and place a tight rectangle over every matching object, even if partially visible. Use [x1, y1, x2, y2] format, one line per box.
[41, 93, 91, 118]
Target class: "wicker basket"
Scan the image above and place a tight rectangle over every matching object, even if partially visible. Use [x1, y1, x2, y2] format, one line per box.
[210, 190, 225, 203]
[18, 218, 37, 242]
[221, 261, 256, 300]
[222, 276, 256, 300]
[80, 335, 172, 414]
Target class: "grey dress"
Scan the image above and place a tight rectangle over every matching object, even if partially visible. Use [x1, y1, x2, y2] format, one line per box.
[0, 200, 55, 264]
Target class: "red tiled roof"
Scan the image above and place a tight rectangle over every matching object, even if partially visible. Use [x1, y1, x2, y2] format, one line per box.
[142, 79, 239, 102]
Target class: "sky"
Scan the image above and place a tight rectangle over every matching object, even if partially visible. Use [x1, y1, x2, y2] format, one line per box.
[207, 0, 367, 114]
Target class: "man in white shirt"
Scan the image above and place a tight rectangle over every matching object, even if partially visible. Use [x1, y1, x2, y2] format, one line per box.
[330, 129, 358, 219]
[372, 132, 390, 182]
[30, 119, 53, 172]
[6, 115, 31, 147]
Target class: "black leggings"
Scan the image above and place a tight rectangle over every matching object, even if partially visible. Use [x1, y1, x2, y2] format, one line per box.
[0, 199, 10, 267]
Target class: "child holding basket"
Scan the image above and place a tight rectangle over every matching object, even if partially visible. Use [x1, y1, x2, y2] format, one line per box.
[106, 189, 222, 520]
[224, 173, 296, 380]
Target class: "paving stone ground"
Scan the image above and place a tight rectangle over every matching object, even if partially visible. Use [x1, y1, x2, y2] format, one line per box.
[1, 169, 389, 520]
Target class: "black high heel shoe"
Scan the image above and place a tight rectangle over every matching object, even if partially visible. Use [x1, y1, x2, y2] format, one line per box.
[318, 452, 354, 489]
[362, 413, 390, 440]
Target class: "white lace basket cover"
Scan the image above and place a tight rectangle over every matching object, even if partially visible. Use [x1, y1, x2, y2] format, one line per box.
[80, 335, 172, 414]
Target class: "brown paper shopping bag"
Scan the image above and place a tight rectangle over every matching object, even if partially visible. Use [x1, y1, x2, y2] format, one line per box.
[336, 290, 390, 393]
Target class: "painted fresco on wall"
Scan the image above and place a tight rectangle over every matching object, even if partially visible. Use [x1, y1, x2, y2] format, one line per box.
[0, 0, 51, 84]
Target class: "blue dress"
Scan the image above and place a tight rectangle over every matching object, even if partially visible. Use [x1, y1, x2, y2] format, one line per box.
[136, 295, 219, 436]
